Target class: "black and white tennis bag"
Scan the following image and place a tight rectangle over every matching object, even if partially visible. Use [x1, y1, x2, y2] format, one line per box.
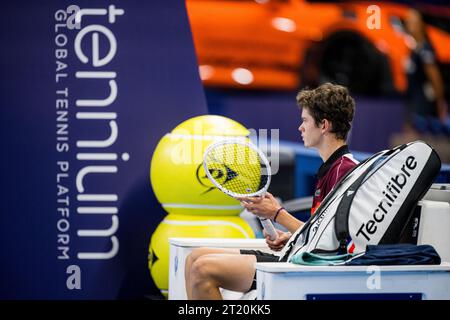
[280, 140, 441, 261]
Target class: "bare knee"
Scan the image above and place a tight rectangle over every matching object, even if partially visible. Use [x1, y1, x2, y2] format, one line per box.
[190, 248, 206, 261]
[190, 256, 218, 285]
[185, 252, 194, 271]
[186, 248, 208, 270]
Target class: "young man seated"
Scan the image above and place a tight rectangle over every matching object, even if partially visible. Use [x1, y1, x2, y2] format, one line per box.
[185, 83, 358, 300]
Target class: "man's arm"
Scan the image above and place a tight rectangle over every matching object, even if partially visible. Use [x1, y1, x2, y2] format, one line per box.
[271, 208, 304, 234]
[424, 59, 448, 122]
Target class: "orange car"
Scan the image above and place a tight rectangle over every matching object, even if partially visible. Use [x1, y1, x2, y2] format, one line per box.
[186, 0, 450, 95]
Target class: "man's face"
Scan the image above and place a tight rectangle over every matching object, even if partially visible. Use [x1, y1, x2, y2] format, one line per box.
[298, 108, 322, 148]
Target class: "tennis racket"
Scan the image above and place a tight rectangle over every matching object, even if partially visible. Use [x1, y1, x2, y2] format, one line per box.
[203, 139, 278, 240]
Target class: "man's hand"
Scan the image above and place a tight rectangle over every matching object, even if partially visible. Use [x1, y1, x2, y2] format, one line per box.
[238, 192, 281, 220]
[264, 229, 291, 251]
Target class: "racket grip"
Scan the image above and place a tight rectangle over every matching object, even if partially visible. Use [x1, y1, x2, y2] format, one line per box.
[260, 218, 278, 241]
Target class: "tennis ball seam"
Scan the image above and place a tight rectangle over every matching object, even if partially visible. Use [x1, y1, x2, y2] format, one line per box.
[161, 219, 253, 239]
[162, 203, 242, 210]
[166, 133, 248, 141]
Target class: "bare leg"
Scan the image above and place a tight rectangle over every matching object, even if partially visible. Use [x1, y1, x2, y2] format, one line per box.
[185, 247, 240, 299]
[190, 253, 257, 300]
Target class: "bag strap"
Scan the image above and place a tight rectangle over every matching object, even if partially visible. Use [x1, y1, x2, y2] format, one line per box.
[334, 144, 407, 254]
[334, 168, 372, 254]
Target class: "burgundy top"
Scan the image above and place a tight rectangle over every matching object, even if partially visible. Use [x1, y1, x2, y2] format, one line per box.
[311, 145, 358, 215]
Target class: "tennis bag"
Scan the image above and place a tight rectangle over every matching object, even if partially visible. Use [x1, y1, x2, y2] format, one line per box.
[280, 140, 441, 261]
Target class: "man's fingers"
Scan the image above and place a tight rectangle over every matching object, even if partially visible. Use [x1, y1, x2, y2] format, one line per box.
[252, 196, 263, 203]
[269, 245, 283, 251]
[239, 196, 263, 204]
[272, 238, 285, 246]
[240, 201, 255, 209]
[237, 197, 251, 204]
[266, 239, 283, 247]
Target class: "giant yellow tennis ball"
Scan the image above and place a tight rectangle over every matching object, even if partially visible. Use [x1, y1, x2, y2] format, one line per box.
[150, 115, 250, 216]
[148, 214, 255, 297]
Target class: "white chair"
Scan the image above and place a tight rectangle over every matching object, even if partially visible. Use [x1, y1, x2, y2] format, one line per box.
[255, 262, 450, 300]
[415, 200, 450, 262]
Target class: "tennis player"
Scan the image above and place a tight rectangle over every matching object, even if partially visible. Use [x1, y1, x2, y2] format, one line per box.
[185, 83, 358, 299]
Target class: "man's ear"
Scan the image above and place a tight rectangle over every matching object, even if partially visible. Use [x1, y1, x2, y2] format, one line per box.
[321, 119, 331, 133]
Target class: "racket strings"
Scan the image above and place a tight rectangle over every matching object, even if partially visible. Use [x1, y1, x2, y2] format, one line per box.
[204, 143, 269, 195]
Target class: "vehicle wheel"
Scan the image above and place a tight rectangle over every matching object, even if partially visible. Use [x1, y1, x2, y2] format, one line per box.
[317, 32, 387, 95]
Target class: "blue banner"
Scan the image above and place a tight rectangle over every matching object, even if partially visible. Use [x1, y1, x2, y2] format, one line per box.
[0, 0, 208, 299]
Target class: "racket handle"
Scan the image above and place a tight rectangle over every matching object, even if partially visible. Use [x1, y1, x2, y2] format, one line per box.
[260, 218, 278, 241]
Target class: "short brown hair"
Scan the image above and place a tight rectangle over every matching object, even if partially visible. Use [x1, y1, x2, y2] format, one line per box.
[296, 83, 355, 140]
